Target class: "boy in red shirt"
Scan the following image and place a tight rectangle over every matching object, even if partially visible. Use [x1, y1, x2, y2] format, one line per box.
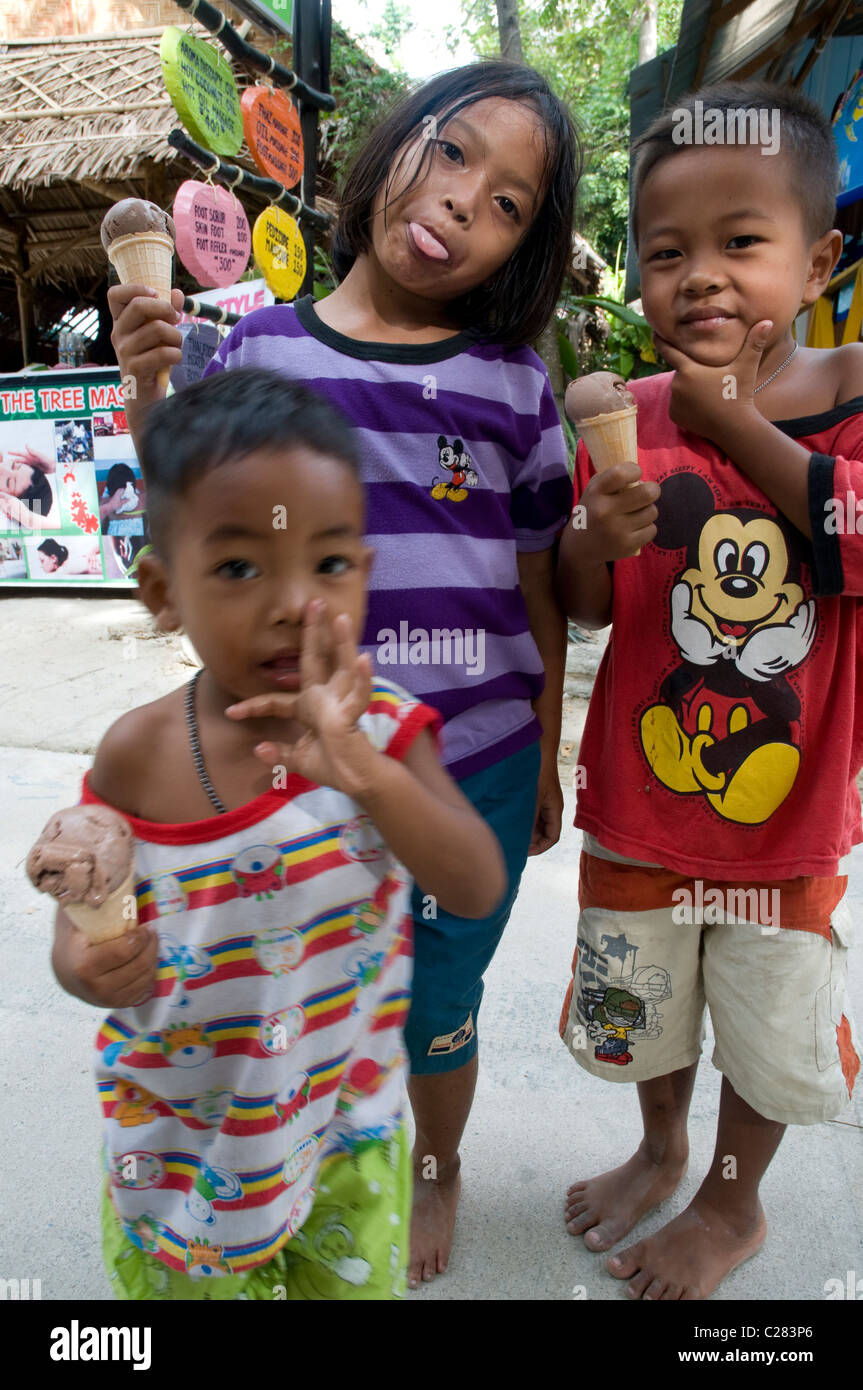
[557, 80, 862, 1300]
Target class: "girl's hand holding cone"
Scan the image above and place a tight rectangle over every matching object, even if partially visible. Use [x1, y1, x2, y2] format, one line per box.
[108, 284, 185, 425]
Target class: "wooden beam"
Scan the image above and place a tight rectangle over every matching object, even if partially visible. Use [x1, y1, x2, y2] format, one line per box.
[0, 28, 183, 44]
[694, 0, 761, 88]
[14, 230, 34, 365]
[765, 0, 808, 79]
[730, 0, 836, 83]
[2, 101, 171, 118]
[80, 178, 139, 203]
[792, 0, 854, 87]
[24, 226, 102, 275]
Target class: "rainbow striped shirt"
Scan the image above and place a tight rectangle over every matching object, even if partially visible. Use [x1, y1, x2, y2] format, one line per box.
[84, 680, 440, 1279]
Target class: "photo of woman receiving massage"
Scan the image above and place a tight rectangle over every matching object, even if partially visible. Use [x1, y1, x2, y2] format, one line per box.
[0, 445, 60, 531]
[29, 536, 102, 579]
[99, 462, 146, 535]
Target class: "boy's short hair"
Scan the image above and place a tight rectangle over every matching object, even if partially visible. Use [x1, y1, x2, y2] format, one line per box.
[331, 60, 582, 347]
[631, 80, 839, 248]
[139, 368, 360, 555]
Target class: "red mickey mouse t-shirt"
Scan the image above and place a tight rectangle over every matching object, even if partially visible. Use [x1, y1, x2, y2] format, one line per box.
[572, 372, 863, 880]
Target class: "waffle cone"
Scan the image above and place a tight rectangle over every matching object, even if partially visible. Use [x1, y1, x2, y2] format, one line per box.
[65, 870, 137, 943]
[107, 232, 174, 389]
[575, 405, 638, 471]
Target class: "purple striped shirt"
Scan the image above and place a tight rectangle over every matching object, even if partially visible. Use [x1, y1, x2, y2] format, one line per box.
[202, 296, 571, 778]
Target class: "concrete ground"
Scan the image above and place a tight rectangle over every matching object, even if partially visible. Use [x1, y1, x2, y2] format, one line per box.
[1, 593, 861, 1301]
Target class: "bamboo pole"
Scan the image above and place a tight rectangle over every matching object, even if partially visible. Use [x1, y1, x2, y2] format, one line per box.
[1, 101, 172, 117]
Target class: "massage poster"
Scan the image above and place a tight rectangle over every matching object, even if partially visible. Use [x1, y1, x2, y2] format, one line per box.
[0, 369, 150, 588]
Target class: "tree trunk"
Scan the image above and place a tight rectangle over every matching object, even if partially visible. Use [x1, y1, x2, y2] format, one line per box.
[638, 0, 658, 64]
[534, 316, 565, 423]
[496, 0, 524, 63]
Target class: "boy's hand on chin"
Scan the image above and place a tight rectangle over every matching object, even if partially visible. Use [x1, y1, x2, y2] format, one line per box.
[653, 320, 773, 448]
[226, 603, 379, 799]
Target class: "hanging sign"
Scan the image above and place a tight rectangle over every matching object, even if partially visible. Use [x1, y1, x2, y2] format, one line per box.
[178, 277, 276, 324]
[170, 322, 223, 392]
[160, 26, 243, 157]
[241, 85, 303, 188]
[227, 1, 294, 37]
[253, 206, 306, 299]
[173, 181, 251, 287]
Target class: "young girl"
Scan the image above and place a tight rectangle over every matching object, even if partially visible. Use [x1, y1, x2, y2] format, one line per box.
[110, 59, 581, 1288]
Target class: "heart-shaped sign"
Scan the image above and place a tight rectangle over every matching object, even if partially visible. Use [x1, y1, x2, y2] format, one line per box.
[241, 85, 303, 188]
[253, 206, 306, 299]
[160, 26, 243, 157]
[173, 181, 250, 287]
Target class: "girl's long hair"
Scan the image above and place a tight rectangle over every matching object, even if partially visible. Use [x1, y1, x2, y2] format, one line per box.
[332, 61, 582, 346]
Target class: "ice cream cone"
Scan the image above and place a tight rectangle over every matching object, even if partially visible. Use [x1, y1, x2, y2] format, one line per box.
[65, 870, 137, 943]
[107, 232, 174, 389]
[575, 405, 638, 472]
[576, 404, 641, 554]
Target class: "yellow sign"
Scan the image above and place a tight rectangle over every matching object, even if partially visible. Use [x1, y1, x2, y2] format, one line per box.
[252, 206, 306, 299]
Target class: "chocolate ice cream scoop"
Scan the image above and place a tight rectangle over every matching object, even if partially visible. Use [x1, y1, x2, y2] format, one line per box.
[26, 805, 133, 908]
[566, 371, 635, 422]
[100, 198, 176, 252]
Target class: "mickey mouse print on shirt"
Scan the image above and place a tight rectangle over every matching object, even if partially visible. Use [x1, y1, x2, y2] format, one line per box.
[430, 435, 478, 503]
[639, 472, 818, 825]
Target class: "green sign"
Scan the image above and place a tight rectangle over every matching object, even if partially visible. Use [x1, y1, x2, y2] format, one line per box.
[0, 369, 150, 587]
[227, 0, 293, 37]
[160, 26, 244, 158]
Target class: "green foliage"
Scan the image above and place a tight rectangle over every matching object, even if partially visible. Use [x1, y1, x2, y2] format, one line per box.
[369, 0, 412, 66]
[318, 28, 409, 176]
[313, 244, 338, 299]
[567, 243, 661, 381]
[459, 0, 683, 263]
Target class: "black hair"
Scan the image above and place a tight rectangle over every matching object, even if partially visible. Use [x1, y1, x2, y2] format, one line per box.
[19, 466, 53, 518]
[139, 368, 361, 555]
[105, 463, 136, 496]
[631, 80, 839, 248]
[38, 538, 68, 566]
[331, 60, 582, 346]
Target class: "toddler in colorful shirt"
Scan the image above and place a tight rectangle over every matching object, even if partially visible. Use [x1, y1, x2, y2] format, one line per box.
[51, 368, 505, 1300]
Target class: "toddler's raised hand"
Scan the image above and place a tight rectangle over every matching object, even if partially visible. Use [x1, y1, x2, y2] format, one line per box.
[227, 601, 378, 799]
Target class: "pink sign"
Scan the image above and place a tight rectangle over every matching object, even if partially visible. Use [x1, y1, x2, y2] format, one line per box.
[173, 180, 251, 288]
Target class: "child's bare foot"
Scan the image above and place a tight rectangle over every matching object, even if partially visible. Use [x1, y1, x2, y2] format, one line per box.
[606, 1194, 767, 1299]
[565, 1141, 687, 1251]
[408, 1155, 461, 1289]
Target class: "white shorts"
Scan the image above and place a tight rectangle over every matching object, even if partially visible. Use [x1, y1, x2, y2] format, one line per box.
[559, 837, 860, 1125]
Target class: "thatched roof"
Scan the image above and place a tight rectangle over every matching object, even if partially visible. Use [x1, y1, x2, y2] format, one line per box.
[0, 27, 289, 294]
[0, 20, 387, 367]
